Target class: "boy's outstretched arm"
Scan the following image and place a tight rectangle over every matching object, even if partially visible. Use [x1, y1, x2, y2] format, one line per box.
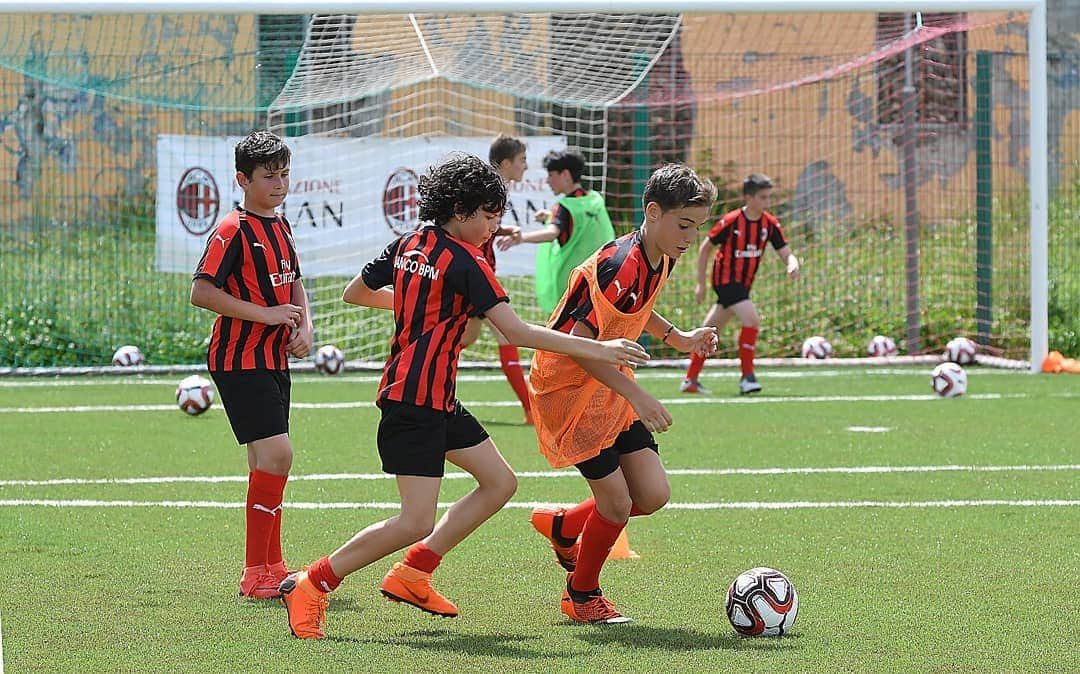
[777, 245, 800, 279]
[563, 320, 673, 434]
[484, 302, 648, 369]
[645, 312, 718, 357]
[342, 272, 394, 310]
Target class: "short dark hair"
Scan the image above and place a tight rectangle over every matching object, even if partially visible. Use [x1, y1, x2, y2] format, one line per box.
[743, 173, 774, 196]
[541, 149, 586, 182]
[418, 153, 508, 227]
[489, 134, 527, 166]
[642, 164, 717, 213]
[235, 130, 291, 177]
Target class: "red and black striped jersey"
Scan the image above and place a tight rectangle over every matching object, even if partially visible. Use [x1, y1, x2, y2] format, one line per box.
[707, 208, 787, 290]
[194, 208, 301, 372]
[549, 187, 588, 246]
[362, 225, 509, 412]
[551, 229, 674, 335]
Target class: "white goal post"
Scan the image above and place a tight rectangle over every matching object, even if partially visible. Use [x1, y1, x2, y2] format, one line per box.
[0, 0, 1048, 372]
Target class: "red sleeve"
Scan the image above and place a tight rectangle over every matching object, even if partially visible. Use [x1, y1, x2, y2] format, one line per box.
[707, 214, 732, 246]
[193, 218, 242, 286]
[767, 214, 788, 249]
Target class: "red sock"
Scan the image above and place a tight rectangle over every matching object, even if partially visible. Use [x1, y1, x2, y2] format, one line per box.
[629, 504, 649, 517]
[245, 470, 287, 568]
[307, 556, 342, 593]
[267, 474, 289, 566]
[559, 497, 596, 539]
[739, 326, 759, 377]
[686, 352, 706, 381]
[571, 509, 626, 593]
[499, 345, 532, 414]
[403, 542, 443, 574]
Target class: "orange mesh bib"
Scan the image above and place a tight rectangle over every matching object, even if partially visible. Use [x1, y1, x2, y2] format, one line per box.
[529, 253, 669, 468]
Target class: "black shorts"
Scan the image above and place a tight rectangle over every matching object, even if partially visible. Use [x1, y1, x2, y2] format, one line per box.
[210, 369, 290, 445]
[574, 420, 659, 480]
[713, 282, 751, 308]
[377, 400, 490, 477]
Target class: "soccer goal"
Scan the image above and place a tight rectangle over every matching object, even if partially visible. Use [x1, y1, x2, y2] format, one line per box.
[0, 1, 1052, 372]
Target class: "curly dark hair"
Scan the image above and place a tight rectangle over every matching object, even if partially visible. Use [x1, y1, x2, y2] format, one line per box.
[235, 130, 291, 177]
[642, 163, 717, 212]
[418, 153, 508, 226]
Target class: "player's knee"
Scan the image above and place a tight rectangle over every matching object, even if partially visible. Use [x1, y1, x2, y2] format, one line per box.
[597, 494, 633, 522]
[633, 487, 670, 515]
[396, 514, 436, 542]
[493, 469, 518, 504]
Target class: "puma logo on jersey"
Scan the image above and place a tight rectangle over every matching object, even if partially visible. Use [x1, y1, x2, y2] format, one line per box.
[215, 234, 228, 248]
[252, 242, 265, 249]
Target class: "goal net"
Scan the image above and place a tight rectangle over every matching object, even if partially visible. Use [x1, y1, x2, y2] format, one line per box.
[0, 7, 1066, 370]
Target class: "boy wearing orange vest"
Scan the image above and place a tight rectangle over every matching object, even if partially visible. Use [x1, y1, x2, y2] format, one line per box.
[527, 164, 719, 623]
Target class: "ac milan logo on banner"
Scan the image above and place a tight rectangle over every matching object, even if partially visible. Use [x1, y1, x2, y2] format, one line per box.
[383, 167, 420, 235]
[176, 167, 220, 235]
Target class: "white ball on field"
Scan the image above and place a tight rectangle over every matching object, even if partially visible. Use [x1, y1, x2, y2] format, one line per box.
[944, 336, 977, 365]
[112, 345, 145, 367]
[725, 567, 799, 637]
[314, 344, 345, 375]
[801, 336, 832, 359]
[867, 334, 898, 358]
[176, 375, 214, 415]
[931, 362, 967, 398]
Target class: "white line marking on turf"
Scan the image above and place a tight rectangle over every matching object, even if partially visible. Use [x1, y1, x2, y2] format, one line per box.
[1, 392, 1054, 414]
[0, 499, 1075, 510]
[2, 464, 1077, 487]
[0, 367, 1030, 388]
[847, 426, 893, 433]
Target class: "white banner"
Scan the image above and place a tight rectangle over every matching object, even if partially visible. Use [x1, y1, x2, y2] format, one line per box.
[155, 134, 567, 278]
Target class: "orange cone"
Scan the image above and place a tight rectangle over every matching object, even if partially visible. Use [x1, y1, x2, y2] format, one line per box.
[607, 529, 640, 560]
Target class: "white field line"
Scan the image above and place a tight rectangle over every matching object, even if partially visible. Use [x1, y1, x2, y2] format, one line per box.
[1, 392, 1054, 414]
[847, 426, 893, 432]
[2, 463, 1077, 487]
[0, 367, 1030, 387]
[0, 498, 1075, 510]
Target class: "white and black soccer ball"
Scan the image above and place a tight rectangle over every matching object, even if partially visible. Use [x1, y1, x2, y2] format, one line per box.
[944, 336, 977, 365]
[801, 336, 833, 359]
[112, 345, 145, 367]
[867, 334, 898, 358]
[176, 375, 214, 415]
[931, 362, 967, 398]
[725, 567, 799, 637]
[313, 344, 345, 375]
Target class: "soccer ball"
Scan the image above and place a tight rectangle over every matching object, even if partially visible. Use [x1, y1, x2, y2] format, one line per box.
[931, 362, 967, 398]
[112, 345, 145, 367]
[725, 567, 799, 637]
[176, 375, 214, 415]
[866, 334, 898, 358]
[314, 344, 345, 375]
[801, 336, 832, 359]
[944, 336, 977, 365]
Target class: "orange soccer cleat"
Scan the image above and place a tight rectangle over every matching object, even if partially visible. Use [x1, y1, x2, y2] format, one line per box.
[279, 571, 328, 639]
[529, 507, 579, 572]
[560, 575, 632, 625]
[239, 564, 283, 599]
[379, 562, 459, 618]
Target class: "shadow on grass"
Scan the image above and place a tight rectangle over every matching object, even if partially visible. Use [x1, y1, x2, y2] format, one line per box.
[328, 628, 572, 659]
[569, 623, 802, 652]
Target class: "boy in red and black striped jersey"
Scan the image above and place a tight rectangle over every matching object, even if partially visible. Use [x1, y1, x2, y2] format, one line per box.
[279, 153, 649, 640]
[527, 164, 719, 624]
[190, 130, 313, 600]
[460, 134, 531, 424]
[683, 173, 800, 395]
